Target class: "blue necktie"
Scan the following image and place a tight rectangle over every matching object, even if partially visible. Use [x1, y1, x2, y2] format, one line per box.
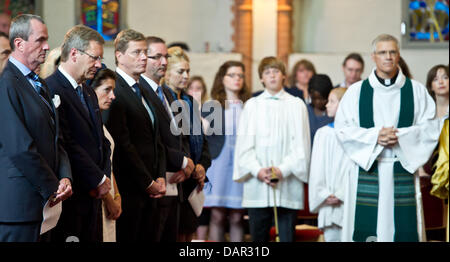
[156, 86, 167, 106]
[132, 83, 142, 99]
[28, 71, 53, 112]
[76, 85, 89, 113]
[157, 85, 173, 117]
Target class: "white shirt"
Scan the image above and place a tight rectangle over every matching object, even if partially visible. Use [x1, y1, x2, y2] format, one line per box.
[233, 89, 311, 209]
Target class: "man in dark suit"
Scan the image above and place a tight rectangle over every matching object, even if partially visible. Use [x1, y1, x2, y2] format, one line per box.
[104, 29, 166, 242]
[0, 14, 72, 242]
[46, 25, 111, 242]
[140, 36, 195, 241]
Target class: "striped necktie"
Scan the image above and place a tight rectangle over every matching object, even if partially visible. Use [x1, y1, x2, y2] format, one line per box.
[28, 71, 53, 112]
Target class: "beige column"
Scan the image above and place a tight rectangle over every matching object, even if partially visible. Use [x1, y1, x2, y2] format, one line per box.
[252, 0, 278, 91]
[277, 0, 293, 66]
[232, 0, 253, 90]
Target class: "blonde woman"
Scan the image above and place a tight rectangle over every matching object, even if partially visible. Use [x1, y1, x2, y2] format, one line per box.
[162, 47, 211, 242]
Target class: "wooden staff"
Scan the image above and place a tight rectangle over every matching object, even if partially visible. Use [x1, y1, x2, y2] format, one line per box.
[271, 166, 280, 242]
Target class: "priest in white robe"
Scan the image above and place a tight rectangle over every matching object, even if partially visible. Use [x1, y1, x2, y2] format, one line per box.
[233, 56, 311, 242]
[335, 34, 440, 242]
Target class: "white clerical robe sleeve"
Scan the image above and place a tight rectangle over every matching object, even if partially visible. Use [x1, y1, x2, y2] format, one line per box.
[233, 102, 262, 182]
[394, 81, 440, 173]
[334, 171, 347, 202]
[278, 100, 310, 183]
[335, 85, 384, 171]
[308, 127, 331, 213]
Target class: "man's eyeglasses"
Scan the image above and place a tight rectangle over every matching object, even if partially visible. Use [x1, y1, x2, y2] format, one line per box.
[375, 50, 398, 57]
[77, 49, 103, 62]
[225, 73, 245, 79]
[147, 54, 171, 61]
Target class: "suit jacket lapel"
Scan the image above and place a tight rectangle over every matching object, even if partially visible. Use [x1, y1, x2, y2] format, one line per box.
[116, 75, 154, 131]
[139, 77, 171, 124]
[8, 62, 56, 134]
[83, 86, 103, 147]
[56, 70, 95, 130]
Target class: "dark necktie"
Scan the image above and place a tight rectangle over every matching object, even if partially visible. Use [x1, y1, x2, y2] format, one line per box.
[132, 83, 142, 100]
[76, 85, 89, 113]
[157, 85, 173, 117]
[28, 71, 53, 113]
[156, 86, 167, 106]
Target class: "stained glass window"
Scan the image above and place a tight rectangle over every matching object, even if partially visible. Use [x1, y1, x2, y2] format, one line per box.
[408, 0, 449, 42]
[0, 0, 36, 17]
[81, 0, 119, 41]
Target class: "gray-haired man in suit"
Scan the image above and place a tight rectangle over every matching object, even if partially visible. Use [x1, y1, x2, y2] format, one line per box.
[0, 14, 72, 242]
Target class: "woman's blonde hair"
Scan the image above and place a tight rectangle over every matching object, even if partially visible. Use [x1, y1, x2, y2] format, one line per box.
[40, 46, 62, 78]
[167, 46, 189, 70]
[330, 87, 347, 101]
[161, 46, 190, 86]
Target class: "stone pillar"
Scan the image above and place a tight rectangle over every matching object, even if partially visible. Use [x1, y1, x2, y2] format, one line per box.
[252, 0, 278, 91]
[232, 0, 253, 90]
[277, 0, 293, 66]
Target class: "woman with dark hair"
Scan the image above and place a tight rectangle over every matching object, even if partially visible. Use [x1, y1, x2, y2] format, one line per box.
[91, 68, 122, 242]
[419, 64, 448, 241]
[286, 59, 316, 103]
[426, 65, 449, 120]
[202, 60, 251, 242]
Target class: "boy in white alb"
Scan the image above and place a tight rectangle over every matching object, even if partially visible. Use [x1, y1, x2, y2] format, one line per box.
[233, 57, 311, 242]
[309, 88, 352, 242]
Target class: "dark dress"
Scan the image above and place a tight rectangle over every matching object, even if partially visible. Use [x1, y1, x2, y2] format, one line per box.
[164, 86, 211, 235]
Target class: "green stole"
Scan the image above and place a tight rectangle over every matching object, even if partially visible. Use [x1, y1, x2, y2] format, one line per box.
[353, 77, 419, 242]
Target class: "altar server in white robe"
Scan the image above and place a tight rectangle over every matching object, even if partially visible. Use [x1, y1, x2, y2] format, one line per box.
[233, 56, 311, 242]
[309, 87, 352, 242]
[335, 34, 440, 242]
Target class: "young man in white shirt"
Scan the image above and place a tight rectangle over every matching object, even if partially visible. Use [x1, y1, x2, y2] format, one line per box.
[233, 56, 311, 242]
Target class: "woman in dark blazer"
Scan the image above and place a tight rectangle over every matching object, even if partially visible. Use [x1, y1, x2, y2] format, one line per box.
[162, 46, 211, 242]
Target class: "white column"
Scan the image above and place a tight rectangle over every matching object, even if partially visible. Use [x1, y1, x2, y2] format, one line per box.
[252, 0, 278, 91]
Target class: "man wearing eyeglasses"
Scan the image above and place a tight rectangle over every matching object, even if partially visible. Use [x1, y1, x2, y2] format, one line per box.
[335, 34, 440, 242]
[139, 36, 197, 242]
[45, 25, 112, 242]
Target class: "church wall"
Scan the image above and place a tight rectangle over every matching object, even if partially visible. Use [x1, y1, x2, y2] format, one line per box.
[41, 0, 449, 90]
[290, 0, 449, 86]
